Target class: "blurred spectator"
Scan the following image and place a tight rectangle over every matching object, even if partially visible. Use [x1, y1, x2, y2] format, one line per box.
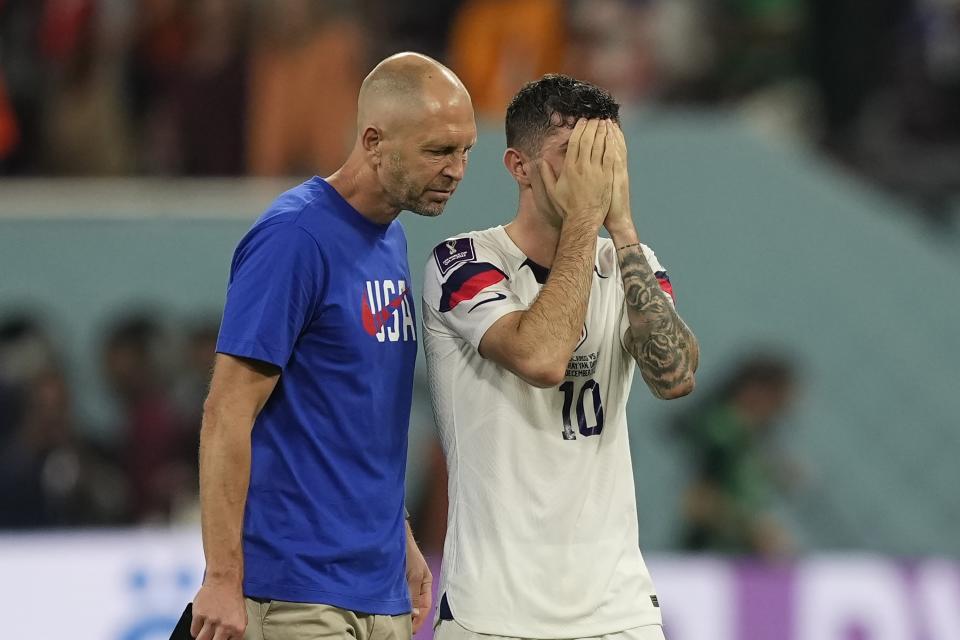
[101, 313, 192, 523]
[0, 365, 128, 527]
[0, 311, 216, 529]
[125, 0, 191, 172]
[0, 69, 19, 162]
[0, 315, 126, 527]
[565, 0, 658, 104]
[716, 0, 806, 98]
[40, 0, 135, 174]
[0, 0, 45, 173]
[171, 318, 217, 431]
[363, 0, 463, 62]
[852, 0, 960, 223]
[647, 0, 717, 100]
[807, 0, 911, 157]
[0, 376, 18, 444]
[165, 0, 249, 175]
[655, 0, 807, 104]
[674, 353, 801, 558]
[162, 318, 218, 524]
[0, 314, 56, 443]
[447, 0, 567, 118]
[246, 0, 366, 176]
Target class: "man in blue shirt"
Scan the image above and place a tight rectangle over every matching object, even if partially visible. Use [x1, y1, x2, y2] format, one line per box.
[190, 53, 476, 640]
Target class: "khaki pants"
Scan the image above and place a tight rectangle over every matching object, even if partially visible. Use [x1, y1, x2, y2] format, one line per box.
[244, 598, 413, 640]
[434, 620, 666, 640]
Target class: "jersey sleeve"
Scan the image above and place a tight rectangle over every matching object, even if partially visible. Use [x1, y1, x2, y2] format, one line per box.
[618, 243, 677, 350]
[422, 236, 527, 350]
[216, 223, 323, 369]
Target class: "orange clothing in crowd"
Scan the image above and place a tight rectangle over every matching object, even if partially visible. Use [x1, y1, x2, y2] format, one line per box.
[448, 0, 567, 118]
[247, 17, 365, 177]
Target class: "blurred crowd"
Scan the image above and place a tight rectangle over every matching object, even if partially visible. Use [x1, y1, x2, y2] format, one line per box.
[0, 306, 805, 562]
[0, 311, 215, 527]
[1, 0, 959, 222]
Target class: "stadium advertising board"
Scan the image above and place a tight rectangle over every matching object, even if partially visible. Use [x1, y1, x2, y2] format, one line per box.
[0, 530, 956, 639]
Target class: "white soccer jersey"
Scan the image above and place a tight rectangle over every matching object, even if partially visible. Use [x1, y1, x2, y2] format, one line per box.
[422, 225, 675, 639]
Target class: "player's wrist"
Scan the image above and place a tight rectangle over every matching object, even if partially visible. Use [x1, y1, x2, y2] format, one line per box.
[607, 223, 639, 249]
[561, 210, 604, 233]
[203, 566, 243, 587]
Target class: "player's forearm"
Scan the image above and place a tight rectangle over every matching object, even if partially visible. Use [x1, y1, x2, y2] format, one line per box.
[198, 404, 253, 584]
[518, 218, 599, 366]
[615, 241, 698, 399]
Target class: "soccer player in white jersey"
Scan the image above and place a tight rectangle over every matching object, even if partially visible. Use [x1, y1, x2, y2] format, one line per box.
[422, 75, 700, 640]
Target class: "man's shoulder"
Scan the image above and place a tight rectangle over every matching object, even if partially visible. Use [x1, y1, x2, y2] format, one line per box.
[436, 226, 505, 251]
[244, 180, 340, 247]
[253, 179, 315, 222]
[241, 215, 319, 256]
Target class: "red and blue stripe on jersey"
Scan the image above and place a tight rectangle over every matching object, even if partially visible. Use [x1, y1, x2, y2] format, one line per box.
[439, 262, 508, 312]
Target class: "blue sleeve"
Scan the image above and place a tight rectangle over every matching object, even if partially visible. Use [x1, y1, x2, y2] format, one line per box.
[216, 222, 324, 369]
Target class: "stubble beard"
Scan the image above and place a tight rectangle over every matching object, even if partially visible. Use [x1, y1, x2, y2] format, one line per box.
[386, 153, 446, 218]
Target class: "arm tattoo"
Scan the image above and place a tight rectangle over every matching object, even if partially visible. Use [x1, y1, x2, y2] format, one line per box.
[617, 246, 699, 398]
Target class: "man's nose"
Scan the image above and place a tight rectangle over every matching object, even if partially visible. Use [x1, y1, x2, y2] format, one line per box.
[442, 155, 466, 181]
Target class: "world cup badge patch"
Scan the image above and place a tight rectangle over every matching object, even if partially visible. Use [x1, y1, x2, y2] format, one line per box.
[434, 238, 476, 276]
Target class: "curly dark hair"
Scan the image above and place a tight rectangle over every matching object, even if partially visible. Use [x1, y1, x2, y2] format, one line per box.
[505, 74, 620, 154]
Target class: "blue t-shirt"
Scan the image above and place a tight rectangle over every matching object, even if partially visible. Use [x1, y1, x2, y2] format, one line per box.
[216, 177, 417, 613]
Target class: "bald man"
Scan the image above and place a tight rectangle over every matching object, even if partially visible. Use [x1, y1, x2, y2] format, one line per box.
[190, 53, 476, 640]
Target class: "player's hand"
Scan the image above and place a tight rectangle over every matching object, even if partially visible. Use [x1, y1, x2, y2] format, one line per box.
[539, 118, 615, 228]
[604, 123, 635, 238]
[406, 527, 433, 633]
[191, 578, 246, 640]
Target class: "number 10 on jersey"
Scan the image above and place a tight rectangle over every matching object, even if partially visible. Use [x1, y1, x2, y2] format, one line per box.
[559, 379, 604, 440]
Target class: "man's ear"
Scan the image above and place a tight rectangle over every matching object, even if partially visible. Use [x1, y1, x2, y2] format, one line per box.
[361, 126, 383, 164]
[503, 147, 531, 187]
